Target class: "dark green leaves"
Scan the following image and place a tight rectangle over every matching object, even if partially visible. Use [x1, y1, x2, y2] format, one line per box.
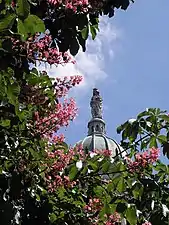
[126, 205, 137, 225]
[7, 82, 20, 105]
[0, 119, 11, 127]
[90, 25, 98, 40]
[16, 0, 30, 19]
[24, 14, 45, 33]
[17, 19, 27, 38]
[17, 15, 45, 39]
[69, 164, 78, 180]
[70, 37, 79, 56]
[81, 26, 89, 40]
[149, 136, 158, 148]
[0, 14, 16, 32]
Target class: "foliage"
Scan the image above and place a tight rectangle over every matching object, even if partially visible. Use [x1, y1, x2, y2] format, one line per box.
[1, 0, 169, 225]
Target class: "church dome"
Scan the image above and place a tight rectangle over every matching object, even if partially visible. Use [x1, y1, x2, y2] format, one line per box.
[76, 88, 124, 158]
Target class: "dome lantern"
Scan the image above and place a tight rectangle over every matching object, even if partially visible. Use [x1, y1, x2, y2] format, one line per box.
[76, 88, 124, 158]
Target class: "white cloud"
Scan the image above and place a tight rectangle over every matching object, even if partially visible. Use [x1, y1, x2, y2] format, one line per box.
[38, 16, 120, 94]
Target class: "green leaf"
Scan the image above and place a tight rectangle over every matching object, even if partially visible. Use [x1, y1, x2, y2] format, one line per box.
[116, 202, 127, 213]
[88, 161, 98, 171]
[159, 114, 169, 123]
[90, 25, 97, 40]
[117, 125, 123, 134]
[137, 110, 150, 119]
[0, 14, 16, 32]
[70, 37, 79, 56]
[94, 186, 105, 196]
[132, 183, 143, 199]
[49, 213, 57, 223]
[158, 135, 167, 144]
[0, 119, 10, 127]
[7, 82, 20, 106]
[103, 203, 111, 214]
[17, 19, 27, 39]
[101, 161, 110, 173]
[81, 26, 89, 40]
[126, 205, 137, 225]
[69, 164, 78, 180]
[24, 15, 45, 35]
[117, 177, 125, 192]
[16, 0, 30, 19]
[163, 143, 169, 159]
[107, 182, 115, 192]
[149, 136, 158, 148]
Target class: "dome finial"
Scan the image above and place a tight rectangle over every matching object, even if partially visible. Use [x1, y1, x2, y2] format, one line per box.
[90, 88, 103, 119]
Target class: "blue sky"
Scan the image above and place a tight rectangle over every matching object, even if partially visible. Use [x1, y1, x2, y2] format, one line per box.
[45, 0, 169, 161]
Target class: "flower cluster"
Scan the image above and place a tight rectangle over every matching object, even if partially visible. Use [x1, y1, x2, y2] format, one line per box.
[54, 75, 83, 98]
[84, 198, 102, 213]
[142, 222, 152, 225]
[46, 174, 76, 192]
[11, 34, 75, 65]
[34, 98, 77, 137]
[47, 0, 105, 13]
[93, 149, 112, 157]
[126, 147, 160, 173]
[51, 134, 65, 144]
[84, 199, 121, 225]
[45, 144, 84, 192]
[48, 0, 89, 13]
[104, 213, 121, 225]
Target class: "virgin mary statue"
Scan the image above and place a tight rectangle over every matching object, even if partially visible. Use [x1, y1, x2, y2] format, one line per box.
[90, 88, 103, 119]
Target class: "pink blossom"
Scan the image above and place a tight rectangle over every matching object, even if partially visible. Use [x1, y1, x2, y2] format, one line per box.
[93, 149, 112, 157]
[127, 148, 160, 173]
[142, 222, 152, 225]
[11, 34, 75, 65]
[84, 197, 102, 214]
[47, 0, 89, 13]
[45, 145, 85, 192]
[34, 98, 78, 137]
[104, 212, 121, 225]
[52, 134, 65, 143]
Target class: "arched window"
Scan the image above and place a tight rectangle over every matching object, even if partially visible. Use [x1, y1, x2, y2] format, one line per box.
[96, 124, 99, 131]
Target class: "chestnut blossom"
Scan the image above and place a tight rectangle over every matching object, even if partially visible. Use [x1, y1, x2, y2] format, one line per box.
[45, 144, 85, 192]
[126, 147, 160, 173]
[84, 198, 102, 214]
[51, 134, 65, 143]
[142, 222, 152, 225]
[84, 198, 121, 225]
[48, 0, 89, 13]
[11, 34, 75, 65]
[104, 212, 121, 225]
[34, 98, 77, 137]
[54, 75, 83, 98]
[47, 0, 105, 13]
[93, 149, 112, 157]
